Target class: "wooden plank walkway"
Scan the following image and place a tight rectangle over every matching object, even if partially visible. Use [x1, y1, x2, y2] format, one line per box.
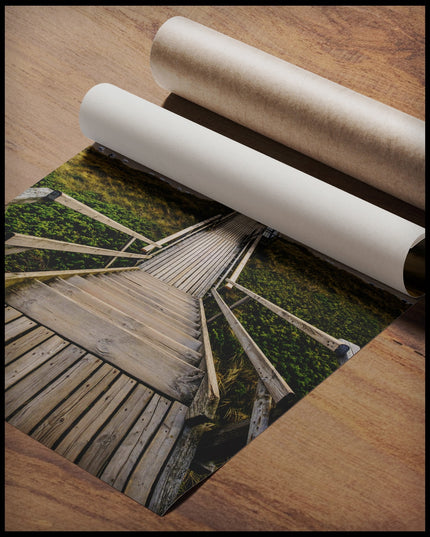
[3, 212, 264, 514]
[5, 305, 189, 512]
[4, 264, 221, 514]
[140, 213, 263, 297]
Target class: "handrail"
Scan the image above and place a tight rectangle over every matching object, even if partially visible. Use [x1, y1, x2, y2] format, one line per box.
[225, 279, 360, 363]
[225, 226, 265, 289]
[211, 288, 294, 404]
[7, 188, 158, 246]
[186, 298, 220, 422]
[226, 279, 344, 352]
[5, 266, 140, 288]
[5, 233, 148, 259]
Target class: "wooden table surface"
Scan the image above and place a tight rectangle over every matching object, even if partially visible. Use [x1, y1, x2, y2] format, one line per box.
[5, 6, 425, 531]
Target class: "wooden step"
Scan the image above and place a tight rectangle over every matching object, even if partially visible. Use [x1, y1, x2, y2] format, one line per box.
[5, 334, 70, 390]
[76, 383, 155, 476]
[31, 363, 124, 449]
[47, 277, 202, 366]
[172, 233, 244, 294]
[140, 213, 260, 296]
[143, 219, 243, 278]
[94, 273, 200, 328]
[87, 275, 201, 335]
[6, 342, 88, 418]
[109, 272, 200, 317]
[8, 352, 106, 433]
[5, 280, 204, 405]
[122, 270, 199, 307]
[5, 324, 56, 365]
[99, 393, 172, 490]
[5, 305, 23, 323]
[64, 275, 202, 350]
[5, 315, 38, 343]
[54, 373, 137, 462]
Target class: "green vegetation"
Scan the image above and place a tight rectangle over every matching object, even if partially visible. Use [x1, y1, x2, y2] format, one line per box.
[204, 235, 408, 427]
[5, 144, 411, 506]
[5, 144, 409, 454]
[5, 146, 228, 272]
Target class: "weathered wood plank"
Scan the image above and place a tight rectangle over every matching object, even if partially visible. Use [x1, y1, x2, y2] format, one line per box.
[5, 335, 70, 389]
[140, 212, 236, 269]
[175, 232, 240, 292]
[211, 288, 294, 404]
[85, 274, 201, 337]
[192, 241, 248, 297]
[95, 274, 200, 329]
[5, 266, 139, 288]
[5, 344, 87, 418]
[5, 305, 23, 323]
[150, 222, 244, 291]
[66, 275, 202, 351]
[145, 226, 227, 280]
[5, 280, 204, 404]
[225, 227, 265, 289]
[247, 379, 272, 443]
[187, 299, 220, 421]
[124, 401, 187, 506]
[30, 363, 119, 447]
[48, 277, 202, 366]
[5, 233, 148, 259]
[128, 270, 198, 306]
[140, 214, 241, 276]
[8, 354, 104, 434]
[54, 374, 136, 461]
[100, 394, 170, 490]
[5, 316, 37, 343]
[107, 272, 199, 318]
[53, 191, 158, 246]
[226, 279, 343, 352]
[183, 235, 246, 295]
[77, 383, 154, 476]
[5, 325, 55, 365]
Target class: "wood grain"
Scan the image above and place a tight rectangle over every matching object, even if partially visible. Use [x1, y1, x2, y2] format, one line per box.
[5, 5, 425, 531]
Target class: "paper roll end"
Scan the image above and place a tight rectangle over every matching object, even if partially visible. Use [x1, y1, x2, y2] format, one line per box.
[404, 238, 425, 297]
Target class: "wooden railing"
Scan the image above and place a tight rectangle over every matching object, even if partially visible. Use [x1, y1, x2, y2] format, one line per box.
[211, 288, 294, 405]
[5, 232, 148, 260]
[226, 279, 360, 363]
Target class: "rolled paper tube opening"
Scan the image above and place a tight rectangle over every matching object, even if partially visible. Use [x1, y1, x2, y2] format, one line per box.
[404, 239, 425, 297]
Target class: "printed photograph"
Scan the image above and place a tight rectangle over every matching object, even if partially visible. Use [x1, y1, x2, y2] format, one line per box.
[4, 146, 410, 515]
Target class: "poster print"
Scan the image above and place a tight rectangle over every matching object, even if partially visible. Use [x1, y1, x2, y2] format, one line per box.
[4, 146, 409, 514]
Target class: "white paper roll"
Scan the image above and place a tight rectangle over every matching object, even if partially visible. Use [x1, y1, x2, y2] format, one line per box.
[150, 16, 425, 209]
[79, 83, 424, 296]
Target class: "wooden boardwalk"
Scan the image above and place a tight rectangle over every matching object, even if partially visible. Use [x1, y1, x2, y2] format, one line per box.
[140, 213, 263, 297]
[4, 211, 265, 513]
[5, 269, 216, 514]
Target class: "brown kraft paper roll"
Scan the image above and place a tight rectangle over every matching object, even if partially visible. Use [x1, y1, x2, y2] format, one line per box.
[150, 16, 425, 210]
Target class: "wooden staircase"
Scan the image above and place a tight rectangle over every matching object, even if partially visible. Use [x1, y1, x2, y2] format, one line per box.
[5, 269, 218, 514]
[5, 190, 287, 514]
